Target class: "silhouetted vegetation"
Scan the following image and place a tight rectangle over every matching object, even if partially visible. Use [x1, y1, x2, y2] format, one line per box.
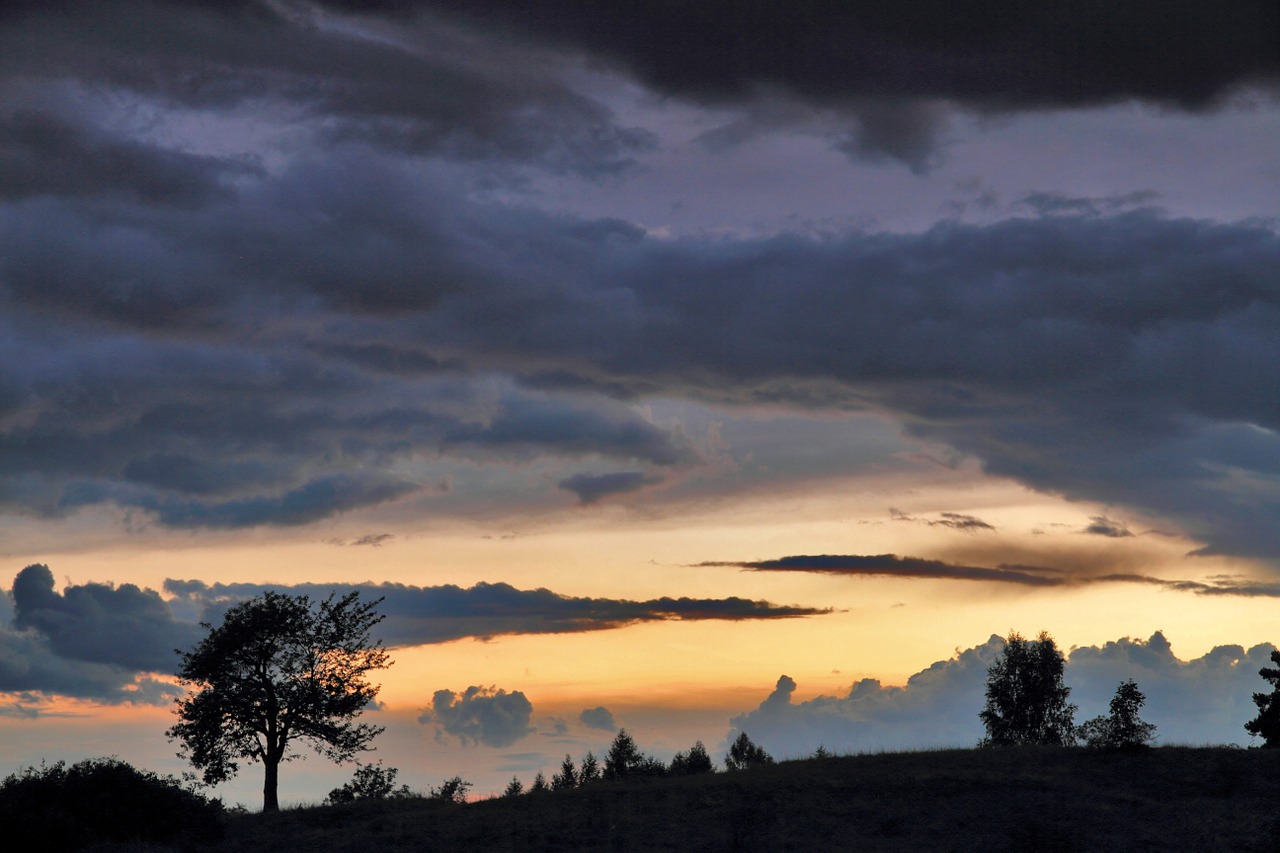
[668, 740, 715, 775]
[725, 731, 774, 770]
[199, 747, 1280, 852]
[325, 762, 415, 804]
[602, 728, 667, 779]
[0, 757, 224, 852]
[1079, 679, 1158, 749]
[169, 590, 391, 812]
[1245, 648, 1280, 746]
[980, 630, 1078, 746]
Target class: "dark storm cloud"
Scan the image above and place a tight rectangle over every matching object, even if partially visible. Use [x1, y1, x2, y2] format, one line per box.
[1, 1, 650, 176]
[0, 565, 189, 705]
[420, 685, 535, 747]
[0, 567, 825, 703]
[0, 110, 260, 206]
[578, 706, 618, 732]
[162, 579, 831, 646]
[411, 1, 1279, 165]
[725, 632, 1276, 757]
[558, 471, 661, 504]
[10, 564, 200, 672]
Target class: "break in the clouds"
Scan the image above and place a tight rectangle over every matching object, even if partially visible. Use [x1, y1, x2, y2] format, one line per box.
[0, 1, 1278, 569]
[726, 632, 1277, 758]
[420, 685, 535, 748]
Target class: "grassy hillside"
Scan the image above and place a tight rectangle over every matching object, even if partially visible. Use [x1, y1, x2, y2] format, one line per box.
[200, 747, 1280, 853]
[92, 747, 1269, 845]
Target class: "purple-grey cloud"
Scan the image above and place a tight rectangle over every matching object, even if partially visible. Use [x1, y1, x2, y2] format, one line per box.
[421, 685, 535, 747]
[725, 632, 1277, 757]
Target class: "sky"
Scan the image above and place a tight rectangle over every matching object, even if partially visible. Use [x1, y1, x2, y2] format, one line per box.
[1, 0, 1279, 806]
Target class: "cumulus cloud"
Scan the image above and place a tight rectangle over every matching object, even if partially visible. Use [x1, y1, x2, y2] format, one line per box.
[421, 685, 535, 747]
[725, 632, 1276, 757]
[578, 706, 618, 732]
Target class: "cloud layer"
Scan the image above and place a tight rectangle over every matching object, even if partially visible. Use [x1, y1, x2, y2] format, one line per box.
[726, 632, 1277, 757]
[0, 566, 826, 706]
[0, 2, 1277, 570]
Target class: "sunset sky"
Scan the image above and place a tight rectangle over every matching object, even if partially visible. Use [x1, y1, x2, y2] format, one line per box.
[2, 1, 1279, 806]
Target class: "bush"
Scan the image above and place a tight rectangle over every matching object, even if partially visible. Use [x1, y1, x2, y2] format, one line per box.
[1080, 680, 1157, 749]
[325, 761, 416, 804]
[0, 757, 224, 852]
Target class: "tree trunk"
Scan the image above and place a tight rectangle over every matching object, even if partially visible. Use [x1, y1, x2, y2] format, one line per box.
[263, 755, 279, 813]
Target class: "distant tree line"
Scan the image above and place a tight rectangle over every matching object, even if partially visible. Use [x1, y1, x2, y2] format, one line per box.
[499, 728, 775, 798]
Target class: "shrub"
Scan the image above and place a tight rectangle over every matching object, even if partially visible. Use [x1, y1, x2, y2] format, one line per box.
[0, 757, 224, 852]
[325, 761, 415, 804]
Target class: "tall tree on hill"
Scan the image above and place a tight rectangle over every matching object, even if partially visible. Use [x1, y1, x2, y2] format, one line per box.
[725, 732, 774, 770]
[980, 630, 1077, 746]
[1079, 680, 1157, 749]
[168, 590, 390, 812]
[1245, 649, 1280, 746]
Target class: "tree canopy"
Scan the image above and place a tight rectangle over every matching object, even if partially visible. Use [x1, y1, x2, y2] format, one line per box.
[1079, 679, 1157, 749]
[167, 590, 390, 811]
[979, 630, 1077, 747]
[1245, 649, 1280, 746]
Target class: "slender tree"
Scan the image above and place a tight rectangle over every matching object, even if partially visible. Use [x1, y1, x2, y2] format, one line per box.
[578, 751, 601, 785]
[168, 590, 390, 812]
[1245, 649, 1280, 746]
[551, 754, 578, 790]
[980, 630, 1077, 746]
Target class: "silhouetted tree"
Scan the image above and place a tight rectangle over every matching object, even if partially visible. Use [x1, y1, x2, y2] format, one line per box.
[429, 776, 472, 803]
[604, 728, 642, 780]
[980, 630, 1077, 746]
[502, 776, 524, 797]
[812, 744, 832, 759]
[168, 590, 390, 812]
[529, 771, 550, 793]
[1245, 649, 1280, 746]
[669, 741, 715, 775]
[552, 755, 578, 790]
[325, 761, 414, 804]
[1079, 680, 1157, 749]
[725, 732, 774, 770]
[578, 751, 601, 784]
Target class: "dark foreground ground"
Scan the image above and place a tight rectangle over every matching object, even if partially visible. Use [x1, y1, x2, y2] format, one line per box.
[196, 747, 1280, 852]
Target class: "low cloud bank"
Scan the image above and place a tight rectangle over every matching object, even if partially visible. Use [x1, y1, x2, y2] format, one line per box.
[726, 633, 1276, 758]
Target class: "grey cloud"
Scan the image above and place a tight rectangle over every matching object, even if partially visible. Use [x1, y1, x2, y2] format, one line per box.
[558, 471, 661, 504]
[421, 685, 535, 747]
[164, 579, 832, 646]
[700, 552, 1280, 598]
[11, 563, 200, 672]
[413, 1, 1278, 166]
[578, 706, 617, 732]
[0, 110, 260, 206]
[726, 632, 1276, 758]
[1084, 516, 1134, 538]
[2, 2, 650, 176]
[701, 554, 1064, 587]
